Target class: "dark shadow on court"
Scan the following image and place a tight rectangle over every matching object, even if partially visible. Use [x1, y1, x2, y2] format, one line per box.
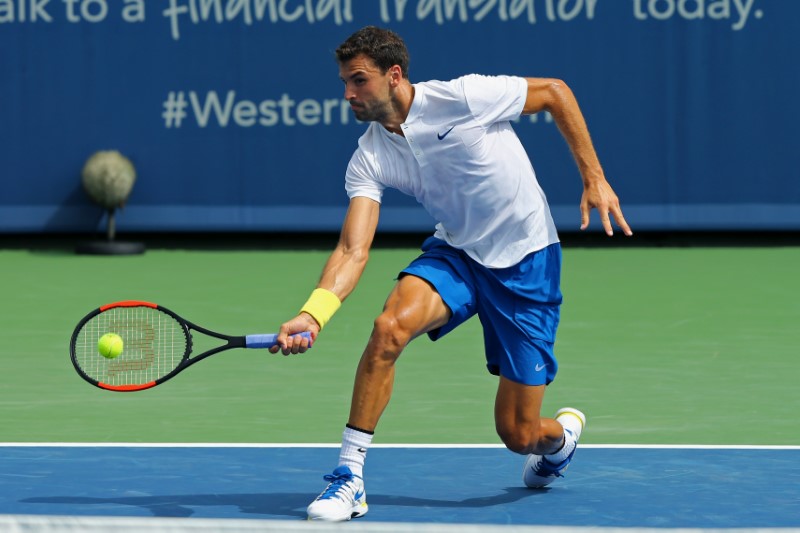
[369, 487, 547, 509]
[21, 487, 544, 519]
[21, 493, 310, 519]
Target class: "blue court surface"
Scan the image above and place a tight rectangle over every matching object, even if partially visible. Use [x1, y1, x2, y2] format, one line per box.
[1, 444, 798, 529]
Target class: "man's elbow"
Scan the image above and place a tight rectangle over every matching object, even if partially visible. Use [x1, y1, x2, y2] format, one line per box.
[524, 77, 571, 115]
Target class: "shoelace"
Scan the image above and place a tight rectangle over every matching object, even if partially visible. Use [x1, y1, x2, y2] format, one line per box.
[533, 428, 575, 477]
[319, 472, 360, 500]
[531, 456, 568, 478]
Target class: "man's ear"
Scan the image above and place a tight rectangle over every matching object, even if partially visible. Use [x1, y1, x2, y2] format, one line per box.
[387, 64, 403, 86]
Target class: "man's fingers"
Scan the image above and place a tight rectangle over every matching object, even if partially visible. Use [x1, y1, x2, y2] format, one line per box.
[579, 203, 590, 231]
[277, 332, 313, 356]
[271, 326, 302, 355]
[600, 211, 614, 236]
[581, 183, 633, 236]
[614, 215, 633, 236]
[582, 203, 634, 237]
[610, 205, 633, 236]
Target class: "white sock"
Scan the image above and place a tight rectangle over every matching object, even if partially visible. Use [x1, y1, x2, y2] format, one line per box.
[556, 410, 585, 439]
[545, 427, 577, 464]
[545, 409, 585, 463]
[338, 425, 373, 478]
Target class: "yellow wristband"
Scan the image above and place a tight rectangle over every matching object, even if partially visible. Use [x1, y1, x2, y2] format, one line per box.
[300, 288, 341, 330]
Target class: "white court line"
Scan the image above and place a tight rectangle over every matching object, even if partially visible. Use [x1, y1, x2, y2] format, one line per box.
[4, 514, 793, 533]
[1, 442, 799, 449]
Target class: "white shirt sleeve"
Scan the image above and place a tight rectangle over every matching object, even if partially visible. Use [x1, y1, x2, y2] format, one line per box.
[344, 145, 384, 203]
[461, 74, 527, 128]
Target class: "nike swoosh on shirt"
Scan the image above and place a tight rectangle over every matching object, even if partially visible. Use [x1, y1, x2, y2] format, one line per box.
[535, 363, 546, 372]
[437, 126, 455, 140]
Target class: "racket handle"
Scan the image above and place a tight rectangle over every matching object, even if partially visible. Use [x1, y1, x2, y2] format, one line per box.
[245, 332, 312, 349]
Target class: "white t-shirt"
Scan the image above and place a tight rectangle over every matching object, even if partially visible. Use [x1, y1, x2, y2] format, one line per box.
[345, 74, 559, 268]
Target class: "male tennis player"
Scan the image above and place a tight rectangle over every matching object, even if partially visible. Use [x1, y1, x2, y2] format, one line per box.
[272, 26, 632, 522]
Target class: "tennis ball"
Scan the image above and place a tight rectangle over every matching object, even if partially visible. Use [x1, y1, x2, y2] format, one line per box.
[98, 333, 124, 359]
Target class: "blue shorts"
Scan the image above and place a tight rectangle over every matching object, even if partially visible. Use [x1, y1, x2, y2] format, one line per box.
[400, 237, 563, 386]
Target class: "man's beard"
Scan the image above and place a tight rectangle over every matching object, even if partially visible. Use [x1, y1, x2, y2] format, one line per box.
[350, 99, 392, 123]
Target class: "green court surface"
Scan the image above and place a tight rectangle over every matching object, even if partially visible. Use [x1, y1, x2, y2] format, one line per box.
[1, 237, 798, 446]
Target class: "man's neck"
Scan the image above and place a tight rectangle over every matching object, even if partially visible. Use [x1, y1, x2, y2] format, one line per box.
[381, 82, 414, 136]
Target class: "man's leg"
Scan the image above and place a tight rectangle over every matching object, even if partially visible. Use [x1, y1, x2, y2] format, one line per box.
[348, 274, 451, 431]
[307, 274, 451, 521]
[494, 376, 564, 455]
[494, 376, 586, 488]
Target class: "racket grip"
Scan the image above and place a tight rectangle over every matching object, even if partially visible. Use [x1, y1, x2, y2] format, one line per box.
[245, 332, 312, 349]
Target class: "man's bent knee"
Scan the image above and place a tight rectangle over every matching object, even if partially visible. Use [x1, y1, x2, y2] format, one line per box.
[367, 312, 413, 359]
[496, 423, 541, 455]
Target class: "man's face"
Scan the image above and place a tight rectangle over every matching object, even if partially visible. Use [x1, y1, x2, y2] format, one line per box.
[339, 54, 394, 123]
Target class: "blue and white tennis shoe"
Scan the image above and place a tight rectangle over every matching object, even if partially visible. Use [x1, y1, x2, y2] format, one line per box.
[523, 407, 586, 488]
[307, 466, 368, 521]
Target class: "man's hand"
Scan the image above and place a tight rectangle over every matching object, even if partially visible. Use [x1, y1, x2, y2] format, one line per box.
[269, 313, 319, 355]
[580, 179, 633, 237]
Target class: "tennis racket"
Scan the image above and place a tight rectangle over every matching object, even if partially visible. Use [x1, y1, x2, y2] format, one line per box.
[70, 300, 311, 392]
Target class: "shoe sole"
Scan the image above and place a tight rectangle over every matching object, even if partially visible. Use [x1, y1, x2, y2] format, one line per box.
[307, 499, 368, 521]
[352, 501, 369, 519]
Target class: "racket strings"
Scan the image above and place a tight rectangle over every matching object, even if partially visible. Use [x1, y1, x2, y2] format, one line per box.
[74, 306, 189, 386]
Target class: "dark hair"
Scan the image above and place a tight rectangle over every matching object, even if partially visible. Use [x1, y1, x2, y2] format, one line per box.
[335, 26, 410, 79]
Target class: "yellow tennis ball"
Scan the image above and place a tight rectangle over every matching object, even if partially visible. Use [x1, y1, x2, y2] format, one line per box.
[98, 333, 124, 359]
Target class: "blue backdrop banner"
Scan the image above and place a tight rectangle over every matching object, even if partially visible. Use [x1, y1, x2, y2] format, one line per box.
[1, 0, 798, 233]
